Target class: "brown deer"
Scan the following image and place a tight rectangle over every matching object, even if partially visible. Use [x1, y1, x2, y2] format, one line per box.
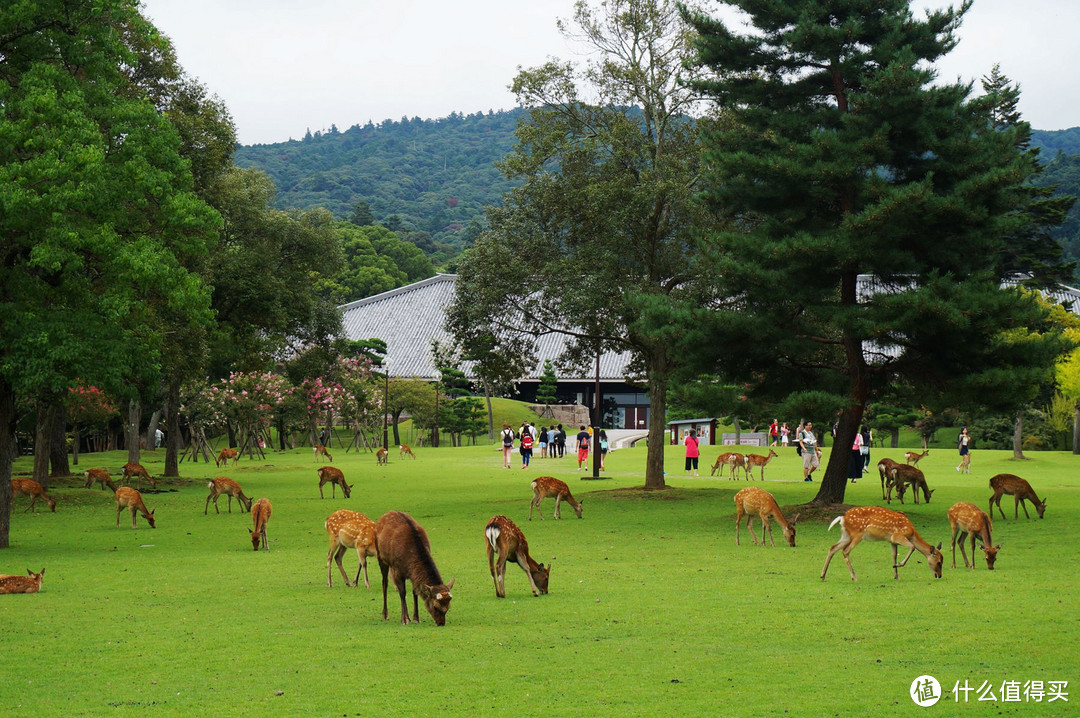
[10, 478, 56, 513]
[726, 451, 748, 480]
[325, 509, 377, 588]
[485, 514, 550, 597]
[376, 447, 388, 465]
[0, 568, 45, 594]
[904, 449, 929, 466]
[947, 501, 1000, 570]
[205, 477, 253, 514]
[876, 458, 903, 501]
[744, 450, 779, 481]
[83, 468, 117, 491]
[115, 487, 156, 529]
[317, 466, 352, 499]
[821, 506, 943, 581]
[988, 474, 1046, 520]
[733, 487, 799, 547]
[249, 498, 272, 551]
[215, 448, 239, 467]
[529, 476, 583, 520]
[710, 451, 735, 476]
[313, 444, 333, 462]
[374, 511, 455, 626]
[399, 445, 416, 460]
[120, 462, 156, 490]
[887, 464, 934, 504]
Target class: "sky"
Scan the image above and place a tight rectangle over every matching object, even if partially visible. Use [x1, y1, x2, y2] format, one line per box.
[138, 0, 1080, 146]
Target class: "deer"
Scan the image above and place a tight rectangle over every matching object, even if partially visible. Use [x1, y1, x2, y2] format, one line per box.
[710, 452, 735, 476]
[904, 449, 929, 466]
[115, 487, 156, 529]
[947, 501, 1000, 570]
[876, 458, 903, 501]
[120, 462, 156, 490]
[10, 478, 56, 513]
[485, 514, 550, 597]
[317, 466, 352, 499]
[215, 447, 239, 467]
[374, 511, 455, 626]
[887, 464, 935, 504]
[313, 444, 333, 462]
[249, 498, 272, 551]
[821, 505, 943, 582]
[205, 477, 253, 514]
[744, 450, 779, 481]
[529, 476, 583, 520]
[733, 487, 799, 547]
[325, 509, 377, 588]
[988, 474, 1046, 520]
[0, 568, 45, 595]
[83, 468, 117, 491]
[376, 447, 388, 465]
[399, 444, 416, 460]
[726, 451, 748, 480]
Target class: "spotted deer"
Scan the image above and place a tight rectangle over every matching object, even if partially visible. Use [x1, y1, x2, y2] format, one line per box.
[733, 487, 799, 547]
[887, 464, 934, 504]
[249, 498, 272, 551]
[988, 474, 1046, 520]
[215, 448, 239, 467]
[115, 487, 156, 529]
[485, 515, 549, 597]
[205, 477, 253, 514]
[317, 466, 352, 499]
[376, 447, 388, 465]
[529, 476, 583, 520]
[0, 568, 45, 594]
[83, 468, 117, 491]
[726, 451, 748, 480]
[10, 478, 56, 513]
[821, 506, 943, 581]
[947, 501, 1000, 570]
[904, 449, 929, 466]
[744, 450, 779, 481]
[325, 509, 376, 587]
[399, 445, 416, 460]
[120, 462, 156, 490]
[876, 458, 903, 501]
[313, 444, 333, 462]
[374, 511, 454, 626]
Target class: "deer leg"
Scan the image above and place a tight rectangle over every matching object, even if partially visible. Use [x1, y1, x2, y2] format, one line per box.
[734, 507, 743, 545]
[957, 531, 971, 568]
[409, 583, 420, 624]
[226, 495, 233, 513]
[333, 545, 351, 587]
[820, 534, 852, 580]
[24, 496, 34, 513]
[131, 506, 138, 529]
[762, 515, 775, 547]
[496, 556, 509, 598]
[517, 550, 539, 597]
[357, 550, 370, 589]
[379, 561, 391, 620]
[894, 541, 918, 570]
[487, 545, 500, 596]
[1017, 497, 1029, 519]
[204, 492, 213, 515]
[553, 496, 562, 519]
[116, 503, 123, 528]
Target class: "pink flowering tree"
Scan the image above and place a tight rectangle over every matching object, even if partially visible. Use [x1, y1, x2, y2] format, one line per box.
[333, 356, 383, 451]
[204, 371, 293, 458]
[301, 375, 348, 448]
[66, 386, 119, 463]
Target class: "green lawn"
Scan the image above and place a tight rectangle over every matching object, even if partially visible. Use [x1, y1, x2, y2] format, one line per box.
[1, 442, 1076, 716]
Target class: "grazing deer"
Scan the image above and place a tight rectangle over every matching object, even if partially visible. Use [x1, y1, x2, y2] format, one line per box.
[10, 478, 56, 513]
[215, 447, 239, 467]
[821, 505, 943, 581]
[313, 444, 333, 462]
[744, 450, 779, 481]
[115, 487, 156, 529]
[376, 447, 388, 465]
[205, 477, 253, 514]
[374, 511, 455, 626]
[325, 509, 377, 588]
[399, 444, 416, 460]
[988, 474, 1046, 520]
[121, 462, 156, 490]
[83, 468, 117, 491]
[733, 487, 799, 547]
[710, 452, 735, 476]
[887, 464, 934, 504]
[904, 449, 929, 466]
[947, 501, 1000, 570]
[249, 498, 272, 551]
[529, 476, 583, 520]
[317, 466, 352, 499]
[876, 458, 903, 501]
[485, 515, 550, 597]
[0, 568, 45, 595]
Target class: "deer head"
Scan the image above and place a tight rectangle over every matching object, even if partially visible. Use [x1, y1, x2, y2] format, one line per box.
[146, 509, 157, 529]
[783, 514, 800, 547]
[983, 543, 1002, 570]
[929, 542, 944, 578]
[249, 529, 261, 551]
[1037, 498, 1047, 519]
[572, 499, 583, 519]
[422, 578, 455, 626]
[533, 564, 551, 595]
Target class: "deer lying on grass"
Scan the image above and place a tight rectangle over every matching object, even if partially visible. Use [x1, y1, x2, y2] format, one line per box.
[83, 468, 117, 491]
[205, 477, 253, 514]
[485, 515, 549, 597]
[744, 450, 779, 481]
[734, 487, 799, 547]
[947, 501, 1000, 570]
[887, 464, 935, 504]
[325, 509, 377, 588]
[313, 444, 333, 462]
[317, 466, 352, 499]
[215, 448, 239, 467]
[399, 445, 416, 460]
[121, 462, 156, 490]
[10, 478, 56, 513]
[0, 568, 45, 594]
[877, 458, 902, 501]
[115, 487, 156, 529]
[529, 476, 583, 520]
[376, 447, 388, 465]
[375, 511, 454, 626]
[988, 474, 1046, 520]
[249, 498, 272, 551]
[821, 506, 943, 582]
[904, 449, 929, 466]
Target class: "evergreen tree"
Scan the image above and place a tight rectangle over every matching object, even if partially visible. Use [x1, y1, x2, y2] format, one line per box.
[536, 361, 559, 408]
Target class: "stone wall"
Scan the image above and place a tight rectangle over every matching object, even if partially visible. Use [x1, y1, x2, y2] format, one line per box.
[528, 404, 591, 428]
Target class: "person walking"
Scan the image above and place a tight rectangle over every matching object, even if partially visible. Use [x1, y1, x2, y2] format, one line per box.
[848, 428, 863, 483]
[780, 422, 790, 447]
[500, 423, 515, 469]
[684, 429, 700, 476]
[576, 425, 590, 470]
[520, 422, 533, 469]
[957, 427, 972, 473]
[799, 421, 820, 482]
[769, 419, 779, 447]
[538, 426, 548, 458]
[599, 430, 609, 471]
[860, 425, 872, 473]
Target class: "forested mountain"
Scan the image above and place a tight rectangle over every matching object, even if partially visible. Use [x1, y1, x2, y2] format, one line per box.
[1035, 151, 1080, 284]
[234, 109, 524, 265]
[1031, 127, 1080, 157]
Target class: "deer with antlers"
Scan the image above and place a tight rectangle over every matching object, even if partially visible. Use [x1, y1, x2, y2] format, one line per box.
[485, 515, 550, 597]
[317, 466, 352, 499]
[249, 498, 272, 551]
[375, 511, 454, 626]
[205, 477, 253, 514]
[988, 474, 1046, 520]
[325, 509, 377, 588]
[947, 501, 1000, 570]
[529, 476, 583, 520]
[876, 458, 903, 501]
[821, 506, 943, 581]
[0, 568, 45, 594]
[376, 447, 388, 465]
[10, 478, 56, 513]
[120, 462, 156, 490]
[83, 468, 117, 491]
[399, 445, 416, 460]
[215, 448, 239, 467]
[886, 464, 935, 505]
[743, 450, 779, 481]
[313, 444, 333, 462]
[733, 487, 799, 547]
[904, 449, 929, 467]
[115, 487, 156, 529]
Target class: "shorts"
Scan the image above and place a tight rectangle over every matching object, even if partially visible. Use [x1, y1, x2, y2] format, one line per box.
[578, 447, 589, 463]
[802, 450, 819, 470]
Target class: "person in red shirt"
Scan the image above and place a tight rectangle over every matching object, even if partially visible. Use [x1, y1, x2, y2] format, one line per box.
[576, 425, 590, 470]
[684, 429, 700, 476]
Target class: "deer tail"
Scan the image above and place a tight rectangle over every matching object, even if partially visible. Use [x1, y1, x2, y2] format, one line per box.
[828, 515, 844, 532]
[484, 524, 500, 551]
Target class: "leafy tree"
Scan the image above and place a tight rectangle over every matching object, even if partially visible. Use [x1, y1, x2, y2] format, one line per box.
[348, 200, 376, 226]
[685, 0, 1068, 504]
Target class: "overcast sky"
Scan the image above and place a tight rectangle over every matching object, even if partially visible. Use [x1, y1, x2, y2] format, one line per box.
[139, 0, 1080, 146]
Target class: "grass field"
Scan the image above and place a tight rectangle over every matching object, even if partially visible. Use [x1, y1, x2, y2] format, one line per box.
[1, 441, 1077, 716]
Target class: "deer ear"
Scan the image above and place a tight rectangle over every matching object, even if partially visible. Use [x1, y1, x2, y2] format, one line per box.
[446, 577, 455, 590]
[790, 513, 801, 525]
[150, 509, 155, 516]
[935, 542, 943, 550]
[995, 544, 1002, 549]
[249, 529, 254, 535]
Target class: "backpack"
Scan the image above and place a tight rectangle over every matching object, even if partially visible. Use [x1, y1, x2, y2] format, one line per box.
[522, 433, 533, 450]
[502, 430, 514, 447]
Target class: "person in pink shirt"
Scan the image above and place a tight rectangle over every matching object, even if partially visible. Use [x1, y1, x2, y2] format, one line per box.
[684, 429, 700, 476]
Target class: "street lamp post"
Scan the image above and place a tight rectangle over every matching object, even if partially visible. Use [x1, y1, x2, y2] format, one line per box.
[382, 366, 389, 452]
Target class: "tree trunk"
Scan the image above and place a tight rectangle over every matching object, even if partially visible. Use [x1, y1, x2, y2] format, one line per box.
[0, 376, 17, 548]
[1073, 401, 1080, 455]
[813, 405, 864, 506]
[72, 423, 81, 465]
[49, 401, 69, 477]
[33, 401, 53, 487]
[145, 408, 162, 451]
[484, 381, 494, 441]
[126, 398, 142, 465]
[733, 417, 741, 445]
[890, 428, 899, 448]
[643, 355, 668, 490]
[164, 379, 181, 477]
[1013, 410, 1028, 460]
